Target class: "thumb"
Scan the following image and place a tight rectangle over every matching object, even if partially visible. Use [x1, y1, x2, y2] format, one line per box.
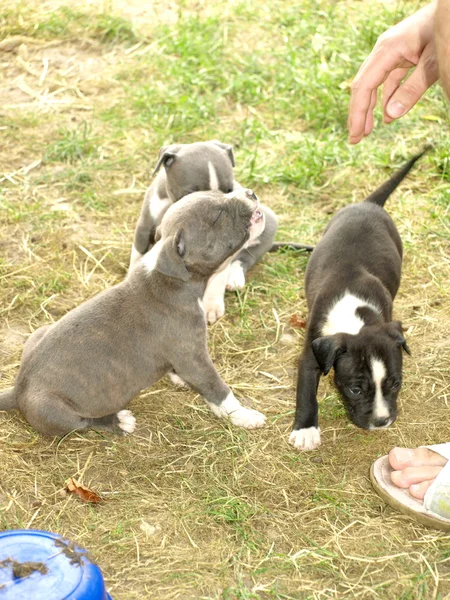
[386, 46, 439, 119]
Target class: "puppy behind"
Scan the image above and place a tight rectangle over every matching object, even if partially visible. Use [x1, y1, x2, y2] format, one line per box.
[289, 149, 428, 451]
[130, 140, 279, 323]
[0, 189, 267, 437]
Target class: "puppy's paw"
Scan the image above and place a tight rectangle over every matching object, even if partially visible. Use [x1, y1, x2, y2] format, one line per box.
[289, 427, 321, 451]
[226, 261, 246, 291]
[229, 407, 266, 429]
[168, 372, 188, 388]
[117, 409, 136, 434]
[203, 296, 225, 324]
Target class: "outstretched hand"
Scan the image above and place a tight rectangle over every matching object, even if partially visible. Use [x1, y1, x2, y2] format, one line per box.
[348, 2, 439, 144]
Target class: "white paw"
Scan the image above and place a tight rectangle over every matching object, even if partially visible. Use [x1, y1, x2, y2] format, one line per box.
[117, 409, 136, 434]
[229, 407, 266, 430]
[168, 372, 188, 387]
[289, 427, 321, 451]
[203, 297, 225, 324]
[226, 261, 246, 291]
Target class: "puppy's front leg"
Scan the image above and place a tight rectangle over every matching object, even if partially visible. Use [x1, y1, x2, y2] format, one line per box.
[130, 189, 172, 271]
[203, 264, 231, 324]
[171, 351, 266, 430]
[289, 344, 322, 450]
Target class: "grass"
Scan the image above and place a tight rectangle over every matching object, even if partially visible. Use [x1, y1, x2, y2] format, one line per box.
[0, 0, 449, 598]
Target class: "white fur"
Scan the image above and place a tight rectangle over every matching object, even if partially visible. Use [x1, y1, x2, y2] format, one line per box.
[203, 263, 231, 323]
[289, 427, 321, 451]
[117, 410, 136, 434]
[206, 392, 266, 429]
[142, 240, 163, 273]
[370, 357, 391, 427]
[149, 193, 172, 222]
[226, 260, 246, 291]
[249, 215, 265, 244]
[129, 245, 144, 270]
[168, 372, 187, 387]
[321, 292, 380, 337]
[208, 161, 219, 191]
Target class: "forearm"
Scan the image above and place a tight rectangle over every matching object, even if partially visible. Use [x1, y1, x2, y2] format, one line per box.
[436, 0, 450, 99]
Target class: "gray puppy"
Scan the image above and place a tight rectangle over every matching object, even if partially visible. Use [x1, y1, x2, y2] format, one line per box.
[0, 189, 267, 437]
[130, 141, 278, 323]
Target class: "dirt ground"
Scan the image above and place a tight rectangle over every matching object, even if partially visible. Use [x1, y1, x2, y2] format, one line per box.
[0, 0, 450, 598]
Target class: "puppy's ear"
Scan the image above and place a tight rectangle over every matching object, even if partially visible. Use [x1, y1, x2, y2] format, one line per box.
[384, 321, 411, 355]
[154, 226, 162, 242]
[311, 335, 346, 375]
[211, 140, 235, 167]
[152, 145, 182, 176]
[155, 230, 189, 282]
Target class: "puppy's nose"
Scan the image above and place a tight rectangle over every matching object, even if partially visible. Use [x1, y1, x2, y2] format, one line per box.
[372, 416, 392, 429]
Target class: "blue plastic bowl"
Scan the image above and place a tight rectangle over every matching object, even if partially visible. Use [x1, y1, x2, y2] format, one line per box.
[0, 530, 112, 599]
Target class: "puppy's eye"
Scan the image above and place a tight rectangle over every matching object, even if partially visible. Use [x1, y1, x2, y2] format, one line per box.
[349, 387, 362, 396]
[391, 380, 401, 390]
[227, 188, 233, 193]
[213, 209, 223, 225]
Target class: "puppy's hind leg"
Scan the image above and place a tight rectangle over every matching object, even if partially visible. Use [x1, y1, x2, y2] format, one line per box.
[227, 204, 278, 291]
[94, 410, 136, 435]
[22, 390, 135, 437]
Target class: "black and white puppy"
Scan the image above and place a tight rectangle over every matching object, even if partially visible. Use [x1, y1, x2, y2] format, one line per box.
[289, 150, 428, 450]
[130, 141, 278, 323]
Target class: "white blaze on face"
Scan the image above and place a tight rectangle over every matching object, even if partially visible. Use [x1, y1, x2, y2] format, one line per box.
[370, 357, 390, 424]
[208, 161, 220, 191]
[322, 292, 380, 337]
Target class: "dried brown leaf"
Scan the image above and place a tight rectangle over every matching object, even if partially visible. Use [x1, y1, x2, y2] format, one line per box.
[289, 314, 307, 329]
[66, 477, 103, 504]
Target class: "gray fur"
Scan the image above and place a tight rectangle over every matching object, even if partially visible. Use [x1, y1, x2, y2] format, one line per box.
[0, 190, 267, 437]
[130, 140, 278, 291]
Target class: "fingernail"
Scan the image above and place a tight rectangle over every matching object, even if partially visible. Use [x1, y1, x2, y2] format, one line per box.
[393, 448, 413, 462]
[387, 101, 406, 118]
[410, 483, 420, 494]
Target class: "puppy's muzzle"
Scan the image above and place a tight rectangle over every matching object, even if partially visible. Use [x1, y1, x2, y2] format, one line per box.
[251, 208, 263, 224]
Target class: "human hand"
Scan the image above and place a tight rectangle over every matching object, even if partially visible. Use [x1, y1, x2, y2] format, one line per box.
[348, 2, 439, 144]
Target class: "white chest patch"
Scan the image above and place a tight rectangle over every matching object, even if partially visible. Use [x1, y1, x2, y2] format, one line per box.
[321, 292, 380, 337]
[149, 193, 172, 222]
[370, 357, 390, 422]
[142, 240, 162, 273]
[208, 161, 219, 191]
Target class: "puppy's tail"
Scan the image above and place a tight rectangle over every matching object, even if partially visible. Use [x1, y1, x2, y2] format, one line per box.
[269, 242, 314, 252]
[0, 388, 18, 411]
[364, 145, 431, 207]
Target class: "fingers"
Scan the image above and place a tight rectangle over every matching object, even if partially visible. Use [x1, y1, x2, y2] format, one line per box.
[385, 42, 439, 120]
[363, 89, 378, 136]
[348, 2, 437, 145]
[348, 40, 407, 144]
[388, 446, 448, 471]
[382, 68, 409, 124]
